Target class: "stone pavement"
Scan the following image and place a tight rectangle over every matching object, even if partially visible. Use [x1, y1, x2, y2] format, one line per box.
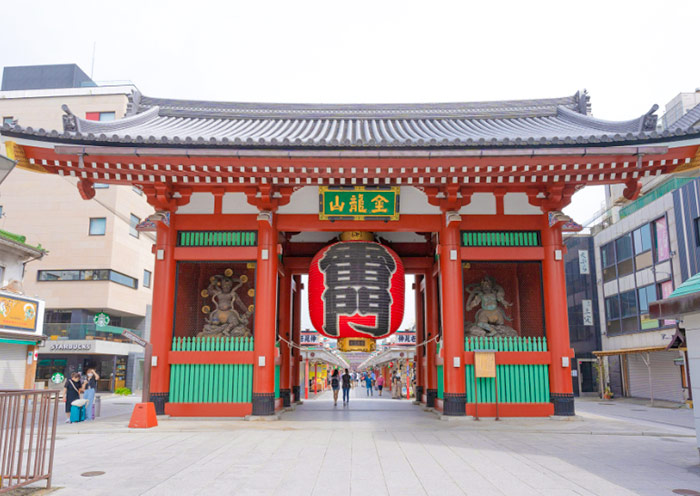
[26, 388, 700, 495]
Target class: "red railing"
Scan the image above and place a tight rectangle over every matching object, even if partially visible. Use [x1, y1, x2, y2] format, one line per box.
[0, 390, 59, 493]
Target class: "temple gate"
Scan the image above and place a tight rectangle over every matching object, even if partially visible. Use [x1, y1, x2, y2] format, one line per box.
[4, 91, 700, 417]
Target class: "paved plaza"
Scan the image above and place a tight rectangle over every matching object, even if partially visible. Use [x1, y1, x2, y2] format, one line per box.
[28, 390, 700, 495]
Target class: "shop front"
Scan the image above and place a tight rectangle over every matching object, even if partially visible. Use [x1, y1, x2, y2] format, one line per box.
[0, 291, 45, 389]
[36, 339, 143, 392]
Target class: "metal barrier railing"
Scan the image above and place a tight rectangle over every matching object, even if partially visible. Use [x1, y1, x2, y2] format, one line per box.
[0, 390, 59, 493]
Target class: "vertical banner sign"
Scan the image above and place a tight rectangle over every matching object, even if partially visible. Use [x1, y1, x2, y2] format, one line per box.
[578, 250, 590, 275]
[582, 299, 594, 326]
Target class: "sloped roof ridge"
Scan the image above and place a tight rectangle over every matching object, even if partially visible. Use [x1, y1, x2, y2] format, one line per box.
[134, 94, 580, 119]
[669, 102, 700, 131]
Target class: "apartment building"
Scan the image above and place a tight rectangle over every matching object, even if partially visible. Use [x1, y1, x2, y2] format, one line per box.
[0, 64, 153, 392]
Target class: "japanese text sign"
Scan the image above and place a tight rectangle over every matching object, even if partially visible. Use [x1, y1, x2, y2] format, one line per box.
[319, 187, 399, 221]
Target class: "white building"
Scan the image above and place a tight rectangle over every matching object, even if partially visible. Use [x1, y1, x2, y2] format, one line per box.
[0, 64, 153, 392]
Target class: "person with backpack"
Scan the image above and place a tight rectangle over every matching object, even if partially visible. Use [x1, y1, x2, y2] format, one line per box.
[341, 368, 351, 406]
[330, 369, 340, 406]
[63, 372, 84, 423]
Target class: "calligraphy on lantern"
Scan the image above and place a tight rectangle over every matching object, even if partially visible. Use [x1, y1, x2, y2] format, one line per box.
[319, 187, 399, 220]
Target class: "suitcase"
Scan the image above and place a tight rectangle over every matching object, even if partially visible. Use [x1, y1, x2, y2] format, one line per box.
[70, 404, 86, 423]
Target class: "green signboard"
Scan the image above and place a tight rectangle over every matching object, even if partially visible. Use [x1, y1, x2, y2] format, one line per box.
[319, 187, 400, 221]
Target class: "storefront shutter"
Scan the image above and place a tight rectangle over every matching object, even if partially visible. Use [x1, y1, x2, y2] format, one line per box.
[0, 343, 28, 389]
[627, 351, 684, 403]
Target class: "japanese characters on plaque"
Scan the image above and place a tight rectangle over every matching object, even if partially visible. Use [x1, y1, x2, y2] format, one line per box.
[395, 333, 416, 344]
[300, 333, 320, 344]
[319, 187, 399, 221]
[582, 299, 594, 326]
[578, 250, 590, 275]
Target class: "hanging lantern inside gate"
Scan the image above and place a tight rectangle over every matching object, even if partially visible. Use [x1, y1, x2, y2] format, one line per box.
[308, 233, 404, 340]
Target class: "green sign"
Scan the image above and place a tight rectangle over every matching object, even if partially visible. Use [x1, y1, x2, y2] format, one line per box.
[51, 372, 65, 384]
[319, 187, 399, 220]
[93, 312, 110, 327]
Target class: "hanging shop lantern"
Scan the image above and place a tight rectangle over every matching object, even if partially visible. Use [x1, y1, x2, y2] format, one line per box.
[308, 238, 404, 340]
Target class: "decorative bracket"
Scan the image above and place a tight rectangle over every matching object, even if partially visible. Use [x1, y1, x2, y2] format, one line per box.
[622, 179, 642, 201]
[77, 179, 95, 200]
[245, 185, 294, 212]
[424, 185, 473, 212]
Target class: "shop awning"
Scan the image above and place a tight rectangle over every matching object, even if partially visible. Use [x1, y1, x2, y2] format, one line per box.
[592, 345, 686, 357]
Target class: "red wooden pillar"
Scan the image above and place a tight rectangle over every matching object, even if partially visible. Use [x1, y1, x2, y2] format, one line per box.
[291, 275, 302, 403]
[252, 213, 279, 416]
[278, 270, 292, 407]
[149, 219, 177, 414]
[425, 267, 439, 407]
[414, 274, 425, 402]
[439, 214, 466, 415]
[541, 220, 575, 415]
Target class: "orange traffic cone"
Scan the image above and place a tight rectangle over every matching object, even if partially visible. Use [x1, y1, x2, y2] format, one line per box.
[128, 402, 158, 428]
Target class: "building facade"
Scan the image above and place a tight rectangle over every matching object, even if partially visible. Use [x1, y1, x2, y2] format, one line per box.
[563, 234, 601, 396]
[0, 65, 153, 392]
[0, 224, 46, 389]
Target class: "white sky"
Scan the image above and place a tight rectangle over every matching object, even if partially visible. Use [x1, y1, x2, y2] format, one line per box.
[3, 0, 698, 331]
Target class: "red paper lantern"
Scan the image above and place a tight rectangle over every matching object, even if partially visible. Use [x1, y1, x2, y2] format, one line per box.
[308, 241, 404, 340]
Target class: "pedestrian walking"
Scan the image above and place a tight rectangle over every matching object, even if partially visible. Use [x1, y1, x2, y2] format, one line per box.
[376, 374, 384, 396]
[63, 372, 84, 423]
[83, 368, 100, 420]
[365, 372, 373, 396]
[331, 369, 340, 406]
[341, 368, 351, 406]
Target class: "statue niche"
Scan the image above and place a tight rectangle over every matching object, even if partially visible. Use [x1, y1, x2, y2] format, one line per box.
[464, 275, 518, 337]
[198, 270, 254, 338]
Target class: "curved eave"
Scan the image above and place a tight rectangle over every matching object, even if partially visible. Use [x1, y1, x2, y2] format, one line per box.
[3, 127, 700, 154]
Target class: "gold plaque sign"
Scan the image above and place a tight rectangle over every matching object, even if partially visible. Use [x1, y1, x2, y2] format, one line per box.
[474, 351, 496, 378]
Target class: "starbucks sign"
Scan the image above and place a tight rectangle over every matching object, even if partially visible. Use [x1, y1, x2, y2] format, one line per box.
[93, 312, 110, 327]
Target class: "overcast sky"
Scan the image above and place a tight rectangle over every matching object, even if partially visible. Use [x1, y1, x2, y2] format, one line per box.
[3, 0, 699, 331]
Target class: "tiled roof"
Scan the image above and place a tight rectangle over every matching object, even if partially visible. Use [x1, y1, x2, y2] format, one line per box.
[0, 229, 44, 255]
[4, 91, 699, 150]
[669, 272, 700, 298]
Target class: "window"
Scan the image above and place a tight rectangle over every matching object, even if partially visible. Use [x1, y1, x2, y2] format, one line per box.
[132, 186, 143, 196]
[85, 111, 116, 122]
[0, 265, 5, 286]
[109, 270, 138, 289]
[615, 234, 634, 277]
[633, 225, 652, 254]
[0, 205, 3, 218]
[655, 217, 670, 262]
[37, 269, 137, 289]
[615, 235, 633, 261]
[129, 214, 140, 238]
[89, 217, 106, 236]
[94, 183, 109, 189]
[658, 280, 675, 326]
[695, 217, 700, 247]
[638, 284, 659, 330]
[601, 242, 616, 282]
[605, 295, 621, 333]
[143, 269, 152, 288]
[633, 224, 653, 269]
[2, 116, 13, 126]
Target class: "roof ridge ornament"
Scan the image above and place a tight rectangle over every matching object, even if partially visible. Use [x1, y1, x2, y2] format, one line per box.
[574, 90, 591, 115]
[641, 104, 659, 132]
[61, 104, 78, 132]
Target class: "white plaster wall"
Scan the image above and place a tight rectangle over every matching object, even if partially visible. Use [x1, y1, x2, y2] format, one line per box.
[503, 193, 541, 215]
[459, 193, 496, 215]
[277, 187, 319, 214]
[0, 249, 28, 286]
[603, 280, 618, 297]
[222, 192, 259, 214]
[399, 187, 440, 215]
[176, 192, 214, 214]
[681, 314, 700, 450]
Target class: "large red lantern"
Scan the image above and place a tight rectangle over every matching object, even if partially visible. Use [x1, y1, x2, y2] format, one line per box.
[308, 241, 404, 340]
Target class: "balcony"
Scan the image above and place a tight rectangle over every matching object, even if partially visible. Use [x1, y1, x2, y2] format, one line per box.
[43, 323, 143, 342]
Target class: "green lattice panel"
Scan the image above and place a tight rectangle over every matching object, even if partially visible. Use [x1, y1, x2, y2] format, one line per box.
[178, 231, 257, 247]
[169, 337, 254, 403]
[461, 231, 541, 247]
[464, 336, 550, 404]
